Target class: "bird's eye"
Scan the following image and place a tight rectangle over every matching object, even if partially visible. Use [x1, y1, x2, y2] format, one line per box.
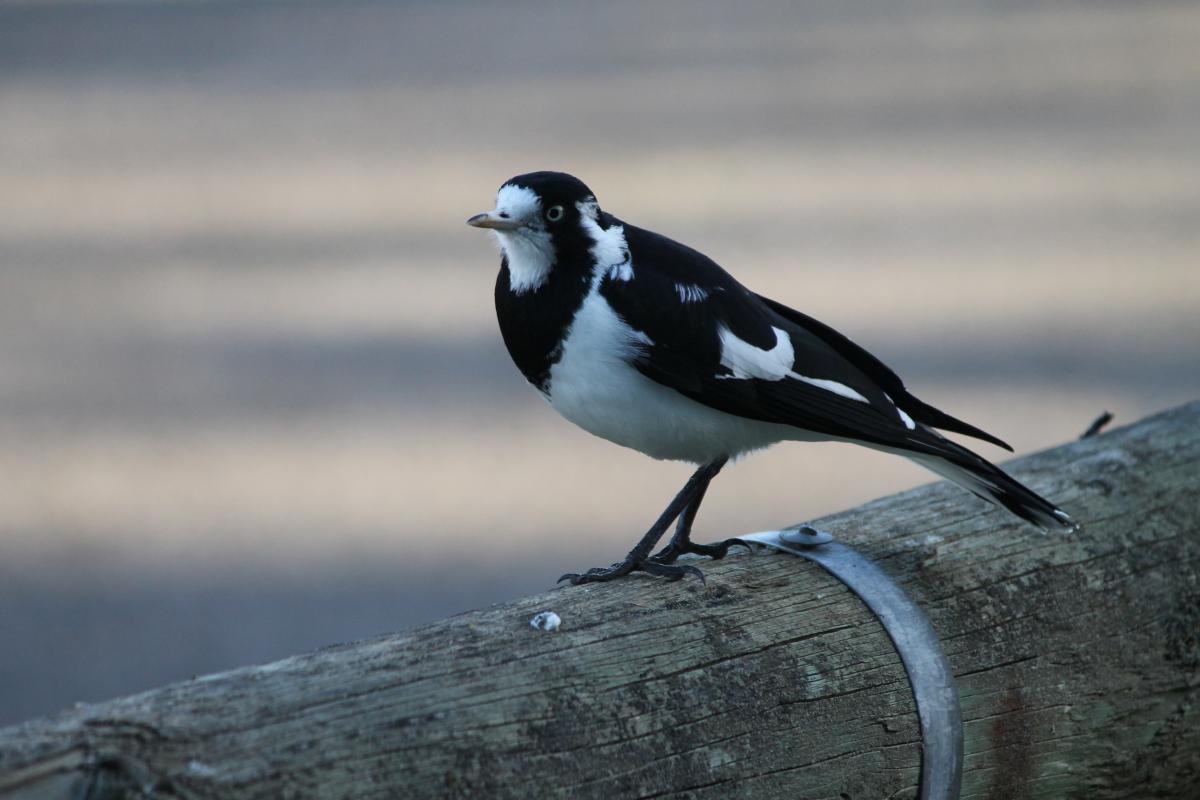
[545, 205, 564, 222]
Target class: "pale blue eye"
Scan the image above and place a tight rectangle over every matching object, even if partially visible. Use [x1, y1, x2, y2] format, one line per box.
[545, 205, 564, 222]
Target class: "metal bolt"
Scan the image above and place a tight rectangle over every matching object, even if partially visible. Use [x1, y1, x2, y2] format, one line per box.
[779, 525, 834, 547]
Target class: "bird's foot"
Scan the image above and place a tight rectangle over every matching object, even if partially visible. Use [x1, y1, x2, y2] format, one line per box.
[651, 537, 751, 565]
[558, 558, 706, 586]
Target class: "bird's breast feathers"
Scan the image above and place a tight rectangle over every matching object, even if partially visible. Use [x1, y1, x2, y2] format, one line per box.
[545, 283, 805, 463]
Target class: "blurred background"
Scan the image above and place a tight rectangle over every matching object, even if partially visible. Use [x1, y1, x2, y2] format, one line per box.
[1, 0, 1198, 726]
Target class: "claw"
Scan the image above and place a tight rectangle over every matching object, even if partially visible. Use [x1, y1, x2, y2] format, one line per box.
[640, 560, 706, 583]
[558, 558, 705, 586]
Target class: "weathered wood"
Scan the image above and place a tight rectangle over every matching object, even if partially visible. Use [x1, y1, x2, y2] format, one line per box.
[2, 401, 1198, 800]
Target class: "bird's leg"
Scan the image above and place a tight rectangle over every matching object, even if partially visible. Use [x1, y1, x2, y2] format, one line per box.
[559, 458, 728, 585]
[650, 457, 749, 564]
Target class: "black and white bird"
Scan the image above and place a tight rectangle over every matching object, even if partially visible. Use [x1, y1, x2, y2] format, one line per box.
[468, 171, 1076, 585]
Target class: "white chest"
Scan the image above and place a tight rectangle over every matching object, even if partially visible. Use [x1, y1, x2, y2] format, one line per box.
[546, 291, 799, 463]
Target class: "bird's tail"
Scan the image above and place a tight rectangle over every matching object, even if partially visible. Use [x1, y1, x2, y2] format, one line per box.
[905, 444, 1077, 533]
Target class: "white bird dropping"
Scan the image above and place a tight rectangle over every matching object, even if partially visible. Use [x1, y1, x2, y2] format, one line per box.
[530, 611, 562, 631]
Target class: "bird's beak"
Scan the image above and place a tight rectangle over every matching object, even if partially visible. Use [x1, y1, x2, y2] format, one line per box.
[466, 211, 522, 231]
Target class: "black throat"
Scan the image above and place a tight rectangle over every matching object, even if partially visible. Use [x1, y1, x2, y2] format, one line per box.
[494, 254, 592, 394]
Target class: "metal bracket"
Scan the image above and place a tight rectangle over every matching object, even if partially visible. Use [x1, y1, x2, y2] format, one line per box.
[738, 526, 963, 800]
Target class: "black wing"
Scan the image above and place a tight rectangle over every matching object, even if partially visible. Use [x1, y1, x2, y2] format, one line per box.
[597, 220, 1076, 530]
[753, 294, 1012, 451]
[602, 221, 1009, 454]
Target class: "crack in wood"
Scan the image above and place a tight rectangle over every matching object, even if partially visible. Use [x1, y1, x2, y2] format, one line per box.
[2, 401, 1198, 799]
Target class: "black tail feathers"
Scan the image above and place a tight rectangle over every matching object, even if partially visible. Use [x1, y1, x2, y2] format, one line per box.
[908, 446, 1077, 532]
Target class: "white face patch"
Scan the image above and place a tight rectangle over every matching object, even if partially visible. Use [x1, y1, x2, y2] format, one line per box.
[675, 283, 709, 303]
[715, 325, 871, 403]
[577, 199, 633, 282]
[492, 184, 554, 294]
[495, 183, 541, 222]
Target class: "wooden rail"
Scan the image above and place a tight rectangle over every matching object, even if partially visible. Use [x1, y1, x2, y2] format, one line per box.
[2, 401, 1198, 799]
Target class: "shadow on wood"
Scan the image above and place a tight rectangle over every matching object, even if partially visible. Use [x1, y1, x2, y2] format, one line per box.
[2, 402, 1198, 799]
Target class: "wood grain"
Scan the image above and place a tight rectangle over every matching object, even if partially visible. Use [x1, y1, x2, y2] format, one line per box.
[2, 401, 1198, 799]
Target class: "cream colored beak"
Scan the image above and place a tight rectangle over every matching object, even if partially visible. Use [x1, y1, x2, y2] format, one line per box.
[466, 211, 522, 231]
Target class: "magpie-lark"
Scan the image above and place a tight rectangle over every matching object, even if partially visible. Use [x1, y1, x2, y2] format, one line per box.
[468, 171, 1077, 585]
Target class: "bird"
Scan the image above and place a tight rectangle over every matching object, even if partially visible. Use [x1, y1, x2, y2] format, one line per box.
[467, 171, 1077, 585]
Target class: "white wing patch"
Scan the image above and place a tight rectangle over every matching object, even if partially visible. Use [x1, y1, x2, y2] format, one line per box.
[885, 392, 918, 429]
[717, 325, 794, 381]
[798, 376, 870, 403]
[716, 325, 870, 403]
[675, 283, 709, 303]
[578, 199, 633, 282]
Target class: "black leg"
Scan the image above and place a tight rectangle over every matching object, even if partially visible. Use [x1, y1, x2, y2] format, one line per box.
[651, 457, 749, 564]
[559, 458, 728, 585]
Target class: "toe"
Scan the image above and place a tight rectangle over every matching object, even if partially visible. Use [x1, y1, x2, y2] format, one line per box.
[640, 561, 706, 583]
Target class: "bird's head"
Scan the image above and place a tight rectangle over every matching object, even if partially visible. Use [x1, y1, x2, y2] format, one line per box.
[467, 172, 604, 290]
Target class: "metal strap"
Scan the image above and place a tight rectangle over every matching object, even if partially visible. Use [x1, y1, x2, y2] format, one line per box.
[738, 527, 963, 800]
